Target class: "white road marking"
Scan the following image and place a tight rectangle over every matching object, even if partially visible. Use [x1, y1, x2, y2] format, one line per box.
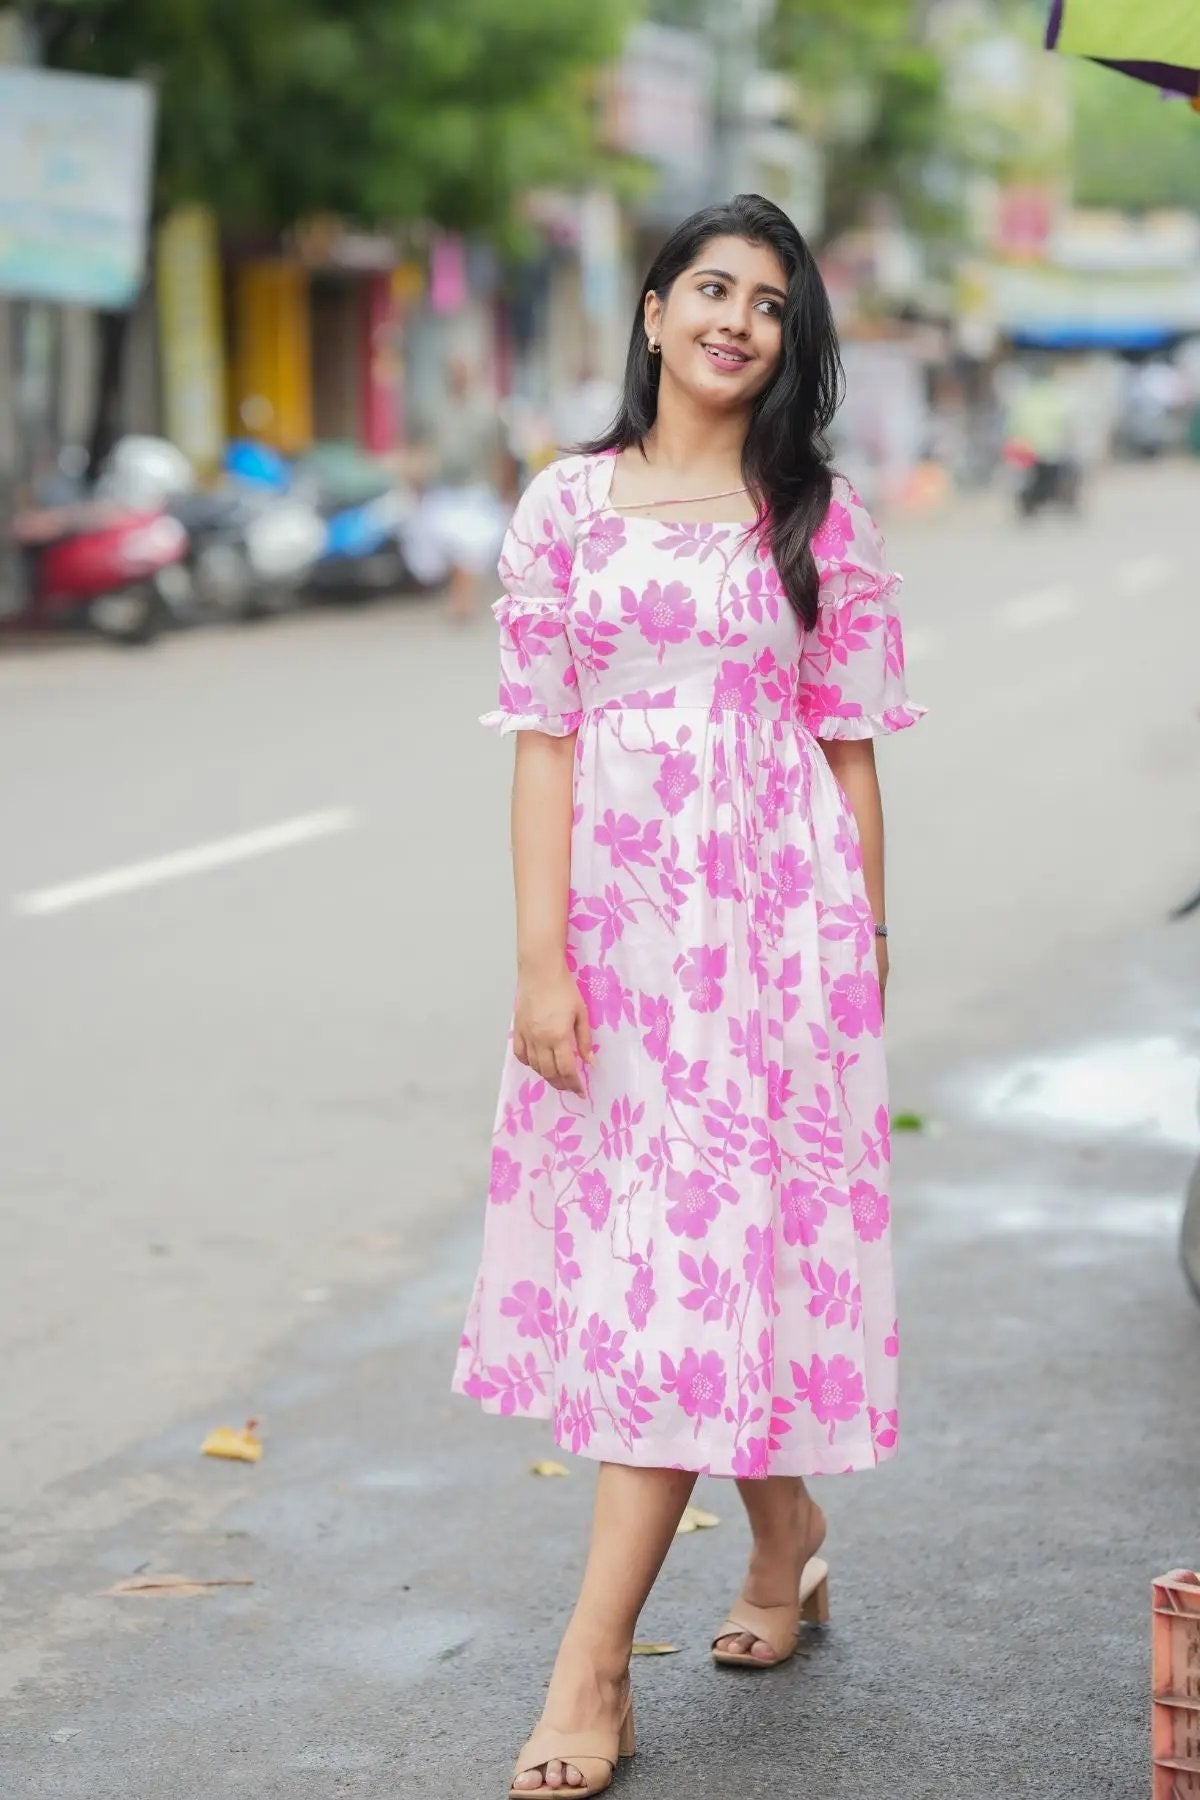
[1115, 554, 1177, 598]
[995, 584, 1079, 632]
[12, 809, 358, 917]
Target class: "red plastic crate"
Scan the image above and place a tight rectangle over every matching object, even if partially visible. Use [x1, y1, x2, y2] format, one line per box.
[1153, 1570, 1200, 1799]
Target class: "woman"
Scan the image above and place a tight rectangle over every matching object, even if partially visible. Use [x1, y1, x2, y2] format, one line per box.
[452, 194, 924, 1797]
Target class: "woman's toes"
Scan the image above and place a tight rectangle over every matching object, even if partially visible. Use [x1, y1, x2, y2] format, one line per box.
[544, 1760, 564, 1789]
[749, 1637, 778, 1662]
[513, 1775, 545, 1792]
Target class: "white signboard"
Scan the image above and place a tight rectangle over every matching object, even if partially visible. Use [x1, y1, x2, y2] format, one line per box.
[0, 66, 156, 308]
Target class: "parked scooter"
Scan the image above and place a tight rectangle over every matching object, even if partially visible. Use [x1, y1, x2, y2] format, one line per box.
[104, 437, 326, 620]
[289, 442, 450, 601]
[7, 499, 189, 644]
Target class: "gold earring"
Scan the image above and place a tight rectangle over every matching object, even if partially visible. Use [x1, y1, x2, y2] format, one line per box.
[648, 338, 660, 355]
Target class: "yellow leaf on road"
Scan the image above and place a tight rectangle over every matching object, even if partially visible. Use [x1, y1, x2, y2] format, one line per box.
[104, 1574, 254, 1598]
[201, 1420, 262, 1463]
[631, 1641, 680, 1655]
[529, 1459, 570, 1478]
[675, 1504, 720, 1534]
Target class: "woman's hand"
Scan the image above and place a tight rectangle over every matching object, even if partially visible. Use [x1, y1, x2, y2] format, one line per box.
[513, 965, 595, 1096]
[876, 935, 889, 1022]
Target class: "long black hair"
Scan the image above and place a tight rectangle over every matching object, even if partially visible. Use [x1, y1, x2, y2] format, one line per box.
[583, 194, 843, 632]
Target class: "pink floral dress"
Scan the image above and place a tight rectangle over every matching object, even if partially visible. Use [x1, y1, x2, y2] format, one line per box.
[452, 451, 924, 1478]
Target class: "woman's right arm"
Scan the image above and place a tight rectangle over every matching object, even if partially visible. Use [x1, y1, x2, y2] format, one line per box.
[510, 732, 593, 1097]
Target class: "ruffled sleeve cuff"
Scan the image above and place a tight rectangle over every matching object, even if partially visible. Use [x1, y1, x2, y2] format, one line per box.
[805, 701, 928, 741]
[479, 707, 584, 737]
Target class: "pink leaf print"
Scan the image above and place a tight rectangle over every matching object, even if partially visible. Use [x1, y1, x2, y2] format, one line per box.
[800, 1258, 862, 1331]
[595, 809, 662, 870]
[499, 1280, 555, 1343]
[868, 1404, 899, 1451]
[884, 1318, 900, 1358]
[678, 1250, 738, 1326]
[580, 1312, 627, 1377]
[742, 1223, 775, 1308]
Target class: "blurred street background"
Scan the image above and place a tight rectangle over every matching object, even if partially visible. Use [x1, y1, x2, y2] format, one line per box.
[1, 2, 1199, 1797]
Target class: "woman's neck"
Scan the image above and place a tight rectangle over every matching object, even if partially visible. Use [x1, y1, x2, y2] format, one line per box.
[639, 379, 749, 477]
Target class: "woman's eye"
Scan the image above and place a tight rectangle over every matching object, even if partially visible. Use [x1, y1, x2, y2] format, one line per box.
[700, 281, 725, 298]
[756, 299, 782, 317]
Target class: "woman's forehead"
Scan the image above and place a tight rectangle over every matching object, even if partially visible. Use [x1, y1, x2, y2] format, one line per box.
[686, 235, 788, 288]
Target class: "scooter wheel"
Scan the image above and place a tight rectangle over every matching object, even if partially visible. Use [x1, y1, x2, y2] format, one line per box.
[88, 583, 163, 646]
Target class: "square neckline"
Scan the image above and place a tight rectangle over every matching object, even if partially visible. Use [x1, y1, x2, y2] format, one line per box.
[593, 448, 762, 531]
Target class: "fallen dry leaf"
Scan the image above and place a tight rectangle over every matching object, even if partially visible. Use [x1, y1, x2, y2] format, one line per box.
[103, 1574, 254, 1599]
[201, 1419, 262, 1463]
[675, 1504, 720, 1535]
[631, 1641, 679, 1656]
[529, 1459, 569, 1478]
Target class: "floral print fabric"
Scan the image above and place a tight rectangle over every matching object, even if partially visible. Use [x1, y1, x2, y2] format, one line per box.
[453, 451, 924, 1477]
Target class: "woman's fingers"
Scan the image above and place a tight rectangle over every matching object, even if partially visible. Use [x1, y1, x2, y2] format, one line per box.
[512, 1028, 529, 1068]
[551, 1038, 584, 1095]
[574, 1003, 594, 1066]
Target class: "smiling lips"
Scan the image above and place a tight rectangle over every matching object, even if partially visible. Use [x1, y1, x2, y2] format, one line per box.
[702, 342, 752, 371]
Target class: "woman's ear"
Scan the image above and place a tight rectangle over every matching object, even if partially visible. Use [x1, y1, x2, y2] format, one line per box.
[643, 290, 663, 350]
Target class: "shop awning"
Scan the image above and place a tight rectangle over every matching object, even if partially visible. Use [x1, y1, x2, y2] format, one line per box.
[1046, 0, 1200, 102]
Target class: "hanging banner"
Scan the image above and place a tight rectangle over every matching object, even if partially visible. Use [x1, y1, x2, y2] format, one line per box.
[157, 205, 226, 472]
[0, 67, 155, 307]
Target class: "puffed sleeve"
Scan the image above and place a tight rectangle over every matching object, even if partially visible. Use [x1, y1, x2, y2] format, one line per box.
[797, 482, 926, 741]
[480, 462, 583, 737]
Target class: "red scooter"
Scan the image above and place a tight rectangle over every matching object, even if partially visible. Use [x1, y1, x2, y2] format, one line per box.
[7, 500, 190, 644]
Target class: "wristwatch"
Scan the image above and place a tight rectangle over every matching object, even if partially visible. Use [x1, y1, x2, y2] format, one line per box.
[874, 923, 889, 939]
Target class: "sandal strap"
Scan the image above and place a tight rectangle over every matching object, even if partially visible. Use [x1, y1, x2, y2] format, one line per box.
[712, 1597, 798, 1656]
[513, 1727, 617, 1778]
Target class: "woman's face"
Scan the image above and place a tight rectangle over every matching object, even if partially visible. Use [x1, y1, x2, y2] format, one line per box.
[646, 234, 788, 411]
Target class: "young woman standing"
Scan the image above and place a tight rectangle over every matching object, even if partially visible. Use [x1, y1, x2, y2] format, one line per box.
[453, 194, 925, 1796]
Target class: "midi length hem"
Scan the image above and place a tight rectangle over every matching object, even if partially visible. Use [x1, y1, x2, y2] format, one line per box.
[452, 452, 922, 1481]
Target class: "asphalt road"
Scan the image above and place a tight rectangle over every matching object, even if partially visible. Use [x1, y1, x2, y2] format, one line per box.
[2, 461, 1199, 1799]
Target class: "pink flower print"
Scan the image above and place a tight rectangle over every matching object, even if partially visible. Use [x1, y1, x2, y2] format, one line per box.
[577, 962, 628, 1033]
[869, 1405, 899, 1451]
[781, 1177, 827, 1248]
[680, 943, 727, 1014]
[884, 1318, 900, 1358]
[711, 659, 757, 716]
[661, 1346, 727, 1426]
[581, 513, 626, 573]
[698, 830, 739, 900]
[580, 1312, 627, 1378]
[499, 1279, 555, 1343]
[622, 579, 696, 658]
[546, 534, 573, 596]
[742, 1223, 775, 1308]
[791, 1351, 865, 1437]
[653, 750, 700, 817]
[813, 498, 854, 560]
[800, 681, 862, 728]
[488, 1146, 522, 1206]
[665, 1167, 721, 1240]
[625, 1258, 658, 1331]
[849, 1179, 890, 1243]
[595, 808, 662, 869]
[732, 1437, 770, 1480]
[834, 817, 863, 873]
[772, 844, 813, 910]
[578, 1170, 612, 1231]
[829, 972, 883, 1040]
[639, 992, 672, 1064]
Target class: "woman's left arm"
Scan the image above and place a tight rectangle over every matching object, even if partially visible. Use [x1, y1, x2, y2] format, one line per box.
[819, 739, 888, 1009]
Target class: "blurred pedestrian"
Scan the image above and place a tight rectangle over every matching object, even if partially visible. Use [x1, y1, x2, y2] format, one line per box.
[452, 194, 924, 1795]
[420, 353, 508, 623]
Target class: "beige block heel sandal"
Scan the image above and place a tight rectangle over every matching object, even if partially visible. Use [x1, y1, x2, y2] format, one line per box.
[508, 1691, 635, 1797]
[711, 1555, 830, 1667]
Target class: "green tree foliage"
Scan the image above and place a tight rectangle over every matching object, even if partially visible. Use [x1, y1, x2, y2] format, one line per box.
[768, 0, 951, 237]
[1070, 59, 1200, 211]
[37, 0, 634, 234]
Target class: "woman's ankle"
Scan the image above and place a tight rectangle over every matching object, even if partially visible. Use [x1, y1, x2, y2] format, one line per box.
[558, 1619, 632, 1684]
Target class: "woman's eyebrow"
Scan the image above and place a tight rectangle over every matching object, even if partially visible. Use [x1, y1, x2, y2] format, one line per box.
[693, 266, 787, 302]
